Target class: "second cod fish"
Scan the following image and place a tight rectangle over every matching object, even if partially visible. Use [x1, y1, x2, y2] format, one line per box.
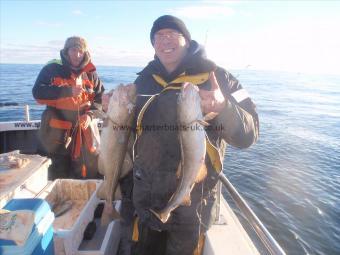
[151, 82, 208, 223]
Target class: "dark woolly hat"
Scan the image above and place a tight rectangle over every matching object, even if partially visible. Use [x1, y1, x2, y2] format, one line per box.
[63, 36, 87, 52]
[150, 15, 191, 45]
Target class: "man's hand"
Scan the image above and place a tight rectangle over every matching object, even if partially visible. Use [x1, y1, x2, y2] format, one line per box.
[72, 86, 83, 97]
[199, 72, 226, 114]
[79, 114, 91, 129]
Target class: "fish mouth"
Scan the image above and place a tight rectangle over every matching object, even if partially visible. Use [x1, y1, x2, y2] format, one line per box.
[180, 83, 200, 101]
[149, 208, 169, 223]
[182, 82, 198, 91]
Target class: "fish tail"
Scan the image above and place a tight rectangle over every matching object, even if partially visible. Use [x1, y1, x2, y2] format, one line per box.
[149, 208, 170, 223]
[100, 212, 112, 226]
[100, 202, 122, 226]
[96, 181, 106, 199]
[111, 207, 122, 220]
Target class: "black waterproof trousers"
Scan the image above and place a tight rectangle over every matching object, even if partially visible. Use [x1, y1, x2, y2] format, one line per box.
[117, 171, 218, 255]
[130, 196, 217, 255]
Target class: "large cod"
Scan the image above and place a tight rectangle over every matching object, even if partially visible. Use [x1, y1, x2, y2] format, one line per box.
[97, 84, 136, 225]
[151, 83, 208, 223]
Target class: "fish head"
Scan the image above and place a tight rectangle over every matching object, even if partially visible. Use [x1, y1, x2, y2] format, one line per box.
[178, 82, 202, 123]
[107, 84, 136, 123]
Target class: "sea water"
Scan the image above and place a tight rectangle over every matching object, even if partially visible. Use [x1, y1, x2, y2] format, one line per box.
[0, 63, 339, 254]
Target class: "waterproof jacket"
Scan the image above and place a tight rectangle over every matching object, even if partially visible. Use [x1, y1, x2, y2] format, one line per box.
[32, 51, 104, 157]
[132, 41, 259, 228]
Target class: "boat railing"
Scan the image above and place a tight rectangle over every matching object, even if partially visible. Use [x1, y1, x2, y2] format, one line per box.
[218, 172, 286, 255]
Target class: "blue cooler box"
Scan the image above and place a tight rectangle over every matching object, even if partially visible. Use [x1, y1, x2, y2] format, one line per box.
[0, 198, 55, 255]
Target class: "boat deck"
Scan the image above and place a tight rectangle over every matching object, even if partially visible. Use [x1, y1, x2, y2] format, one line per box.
[75, 198, 261, 255]
[204, 199, 260, 254]
[0, 144, 263, 254]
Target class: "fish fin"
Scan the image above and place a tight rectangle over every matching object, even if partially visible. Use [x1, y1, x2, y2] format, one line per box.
[149, 208, 170, 223]
[97, 157, 104, 175]
[176, 163, 182, 179]
[111, 208, 122, 220]
[114, 184, 122, 200]
[180, 193, 192, 206]
[95, 110, 107, 119]
[96, 181, 106, 200]
[198, 112, 219, 125]
[203, 112, 218, 122]
[197, 119, 210, 127]
[120, 152, 133, 178]
[100, 213, 112, 226]
[195, 163, 207, 183]
[101, 203, 113, 226]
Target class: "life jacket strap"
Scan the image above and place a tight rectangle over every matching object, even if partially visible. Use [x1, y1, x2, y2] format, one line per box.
[152, 72, 210, 87]
[73, 124, 96, 160]
[206, 136, 222, 173]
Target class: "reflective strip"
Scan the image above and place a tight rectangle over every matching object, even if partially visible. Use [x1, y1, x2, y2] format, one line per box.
[231, 89, 249, 103]
[49, 118, 72, 129]
[132, 217, 139, 241]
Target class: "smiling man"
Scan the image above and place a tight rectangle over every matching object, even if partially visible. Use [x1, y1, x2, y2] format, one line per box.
[152, 28, 189, 73]
[124, 15, 259, 255]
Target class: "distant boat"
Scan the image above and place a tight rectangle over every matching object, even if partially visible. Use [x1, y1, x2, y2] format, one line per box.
[0, 102, 19, 107]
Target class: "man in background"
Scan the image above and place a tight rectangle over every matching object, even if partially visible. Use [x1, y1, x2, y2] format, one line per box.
[33, 36, 104, 180]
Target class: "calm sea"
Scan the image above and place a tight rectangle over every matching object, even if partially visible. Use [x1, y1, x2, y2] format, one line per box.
[0, 63, 339, 254]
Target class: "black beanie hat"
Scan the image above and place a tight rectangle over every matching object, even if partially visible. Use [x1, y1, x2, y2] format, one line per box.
[150, 15, 191, 45]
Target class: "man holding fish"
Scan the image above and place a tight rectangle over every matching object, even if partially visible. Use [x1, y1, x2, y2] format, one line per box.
[130, 15, 259, 255]
[101, 15, 259, 255]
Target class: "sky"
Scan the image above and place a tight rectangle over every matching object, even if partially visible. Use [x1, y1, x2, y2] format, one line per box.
[1, 0, 340, 75]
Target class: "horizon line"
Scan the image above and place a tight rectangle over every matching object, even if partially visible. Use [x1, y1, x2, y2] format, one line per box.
[0, 62, 339, 77]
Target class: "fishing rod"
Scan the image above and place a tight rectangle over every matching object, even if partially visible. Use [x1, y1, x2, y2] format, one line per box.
[218, 172, 286, 255]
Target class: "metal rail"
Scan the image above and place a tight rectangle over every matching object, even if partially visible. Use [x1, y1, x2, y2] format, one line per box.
[218, 172, 286, 255]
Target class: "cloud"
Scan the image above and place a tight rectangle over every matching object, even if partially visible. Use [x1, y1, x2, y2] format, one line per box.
[0, 41, 151, 67]
[46, 40, 64, 46]
[170, 4, 234, 19]
[72, 10, 84, 16]
[90, 45, 152, 66]
[35, 21, 63, 28]
[92, 36, 116, 42]
[0, 42, 62, 64]
[207, 17, 340, 75]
